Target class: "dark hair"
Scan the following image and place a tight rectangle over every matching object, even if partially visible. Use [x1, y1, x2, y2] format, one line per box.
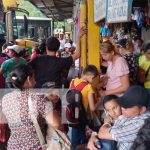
[143, 43, 150, 53]
[103, 95, 119, 108]
[130, 117, 150, 150]
[33, 46, 40, 54]
[46, 37, 60, 52]
[38, 40, 46, 54]
[9, 64, 33, 89]
[82, 65, 99, 77]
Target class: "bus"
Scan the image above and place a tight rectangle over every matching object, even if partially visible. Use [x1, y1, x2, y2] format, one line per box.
[16, 16, 53, 41]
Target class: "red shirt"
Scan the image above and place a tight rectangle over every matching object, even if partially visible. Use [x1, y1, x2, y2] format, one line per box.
[0, 57, 7, 88]
[31, 52, 40, 59]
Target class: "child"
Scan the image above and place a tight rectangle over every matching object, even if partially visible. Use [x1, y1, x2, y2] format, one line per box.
[31, 46, 40, 59]
[69, 65, 101, 150]
[103, 95, 121, 125]
[86, 95, 121, 150]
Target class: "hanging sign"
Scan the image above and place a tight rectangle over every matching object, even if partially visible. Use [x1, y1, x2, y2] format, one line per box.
[94, 0, 106, 23]
[106, 0, 133, 23]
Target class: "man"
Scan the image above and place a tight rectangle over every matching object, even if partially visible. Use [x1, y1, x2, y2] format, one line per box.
[28, 27, 86, 88]
[87, 86, 150, 150]
[0, 45, 27, 88]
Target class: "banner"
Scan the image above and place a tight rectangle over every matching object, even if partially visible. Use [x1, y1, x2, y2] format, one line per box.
[106, 0, 133, 23]
[94, 0, 106, 23]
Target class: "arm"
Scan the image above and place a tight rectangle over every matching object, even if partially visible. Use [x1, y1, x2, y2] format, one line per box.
[72, 27, 87, 61]
[87, 135, 99, 150]
[98, 124, 113, 140]
[88, 93, 101, 112]
[0, 68, 3, 75]
[46, 110, 63, 130]
[105, 74, 129, 95]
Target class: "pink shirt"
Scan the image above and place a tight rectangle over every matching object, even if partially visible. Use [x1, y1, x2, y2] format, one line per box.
[106, 57, 129, 96]
[31, 52, 40, 59]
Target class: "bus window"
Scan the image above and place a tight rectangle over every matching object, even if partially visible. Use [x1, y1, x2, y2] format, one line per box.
[37, 27, 44, 39]
[28, 27, 35, 39]
[11, 11, 18, 39]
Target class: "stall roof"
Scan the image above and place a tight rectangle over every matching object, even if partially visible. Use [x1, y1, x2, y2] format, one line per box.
[28, 0, 74, 21]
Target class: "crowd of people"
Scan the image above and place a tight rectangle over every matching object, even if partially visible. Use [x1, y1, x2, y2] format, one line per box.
[0, 27, 150, 150]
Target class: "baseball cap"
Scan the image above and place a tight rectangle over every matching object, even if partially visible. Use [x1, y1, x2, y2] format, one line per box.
[64, 43, 72, 48]
[117, 86, 149, 108]
[7, 45, 23, 54]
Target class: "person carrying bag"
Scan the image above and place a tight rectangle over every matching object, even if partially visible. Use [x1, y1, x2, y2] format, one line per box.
[28, 94, 72, 150]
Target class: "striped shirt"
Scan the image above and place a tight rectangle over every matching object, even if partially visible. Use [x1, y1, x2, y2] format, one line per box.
[109, 111, 150, 150]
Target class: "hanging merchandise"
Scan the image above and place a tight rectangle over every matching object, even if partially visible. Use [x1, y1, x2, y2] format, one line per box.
[147, 0, 150, 25]
[132, 8, 146, 28]
[100, 23, 112, 37]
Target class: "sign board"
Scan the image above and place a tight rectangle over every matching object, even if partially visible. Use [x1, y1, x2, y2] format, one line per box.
[106, 0, 133, 23]
[94, 0, 106, 23]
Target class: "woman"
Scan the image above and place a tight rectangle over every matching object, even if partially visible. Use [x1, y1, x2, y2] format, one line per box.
[100, 41, 129, 97]
[138, 43, 150, 110]
[118, 39, 138, 85]
[87, 95, 122, 150]
[2, 64, 51, 150]
[42, 84, 71, 150]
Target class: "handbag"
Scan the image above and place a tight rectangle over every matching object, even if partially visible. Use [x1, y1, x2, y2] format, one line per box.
[46, 126, 72, 150]
[28, 94, 47, 150]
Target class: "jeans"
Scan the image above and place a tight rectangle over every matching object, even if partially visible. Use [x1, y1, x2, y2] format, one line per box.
[71, 127, 87, 150]
[95, 139, 117, 150]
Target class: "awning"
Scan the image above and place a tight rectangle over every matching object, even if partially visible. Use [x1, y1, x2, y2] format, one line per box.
[28, 0, 74, 21]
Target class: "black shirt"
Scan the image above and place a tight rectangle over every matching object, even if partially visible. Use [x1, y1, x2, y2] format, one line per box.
[28, 55, 73, 88]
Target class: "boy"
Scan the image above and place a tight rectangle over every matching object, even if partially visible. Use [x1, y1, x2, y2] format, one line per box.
[69, 65, 101, 150]
[87, 85, 150, 150]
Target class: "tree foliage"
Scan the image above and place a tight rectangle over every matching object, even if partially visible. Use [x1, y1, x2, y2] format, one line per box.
[16, 0, 46, 17]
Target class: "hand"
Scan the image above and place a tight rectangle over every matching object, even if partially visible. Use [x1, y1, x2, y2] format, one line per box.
[78, 26, 87, 38]
[99, 90, 106, 98]
[87, 136, 99, 150]
[96, 82, 104, 89]
[86, 129, 93, 137]
[102, 75, 108, 86]
[104, 116, 112, 124]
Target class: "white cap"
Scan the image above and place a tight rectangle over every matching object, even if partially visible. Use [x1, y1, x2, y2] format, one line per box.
[64, 43, 72, 48]
[7, 45, 23, 54]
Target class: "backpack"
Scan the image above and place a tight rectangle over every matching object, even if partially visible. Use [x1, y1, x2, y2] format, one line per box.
[66, 80, 88, 128]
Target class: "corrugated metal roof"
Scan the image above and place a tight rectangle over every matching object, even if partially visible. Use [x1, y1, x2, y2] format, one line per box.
[28, 0, 74, 21]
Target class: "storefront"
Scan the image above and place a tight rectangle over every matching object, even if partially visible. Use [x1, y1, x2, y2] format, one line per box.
[94, 0, 150, 44]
